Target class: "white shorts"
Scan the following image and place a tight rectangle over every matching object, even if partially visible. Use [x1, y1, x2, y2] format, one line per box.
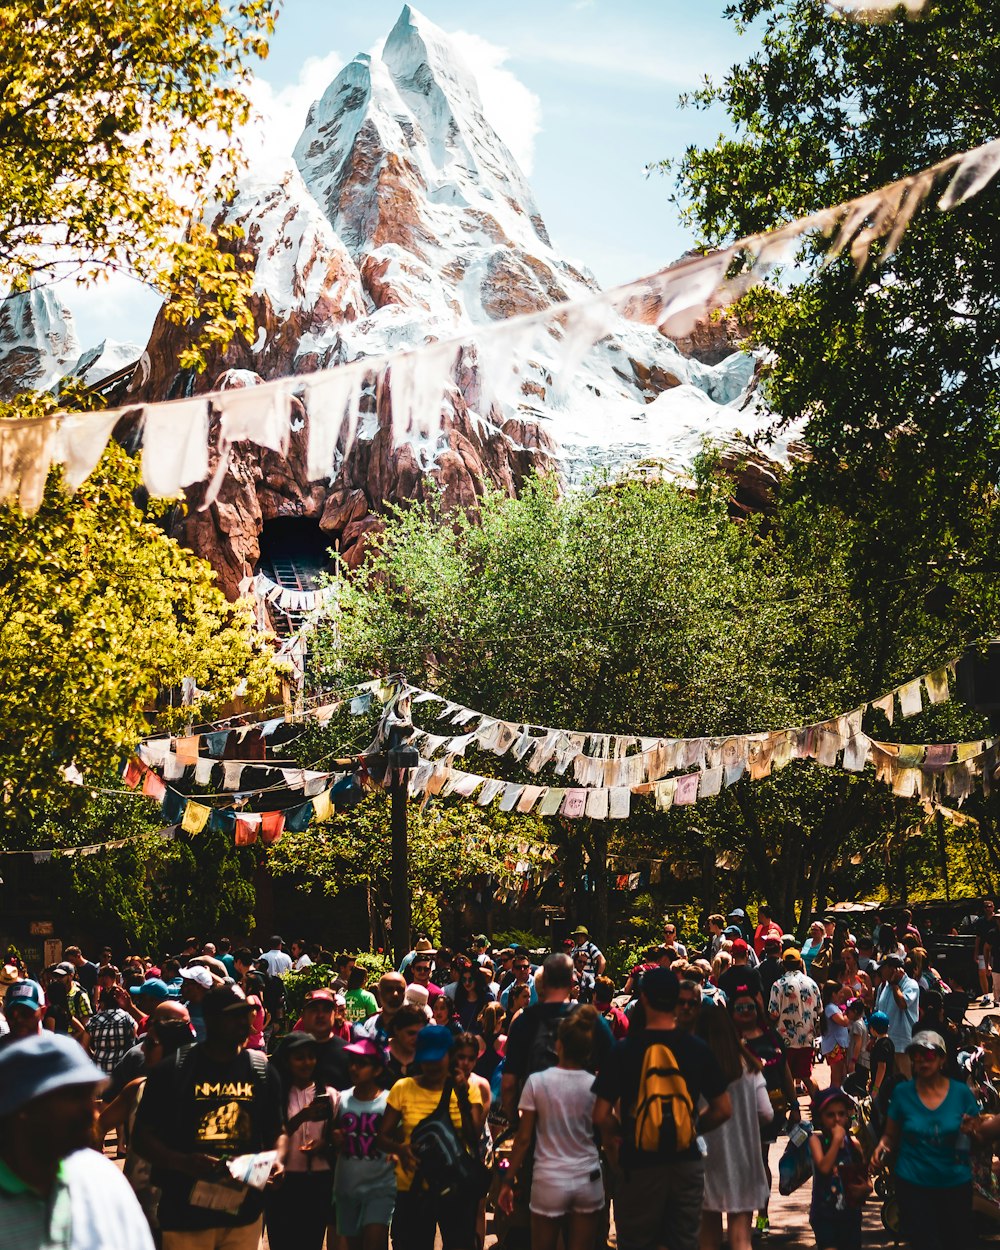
[979, 955, 988, 971]
[530, 1169, 604, 1218]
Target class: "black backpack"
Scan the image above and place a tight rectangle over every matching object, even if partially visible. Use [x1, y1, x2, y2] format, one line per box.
[525, 1003, 594, 1079]
[410, 1081, 489, 1198]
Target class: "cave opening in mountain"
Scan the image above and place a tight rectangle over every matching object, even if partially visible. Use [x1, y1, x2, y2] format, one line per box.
[256, 517, 335, 591]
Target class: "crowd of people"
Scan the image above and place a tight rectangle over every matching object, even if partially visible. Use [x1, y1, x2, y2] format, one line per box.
[0, 905, 997, 1250]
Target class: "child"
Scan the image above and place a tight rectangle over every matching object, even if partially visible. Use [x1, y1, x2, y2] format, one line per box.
[844, 998, 869, 1094]
[820, 981, 851, 1087]
[808, 1087, 870, 1250]
[334, 1039, 397, 1250]
[867, 1010, 896, 1118]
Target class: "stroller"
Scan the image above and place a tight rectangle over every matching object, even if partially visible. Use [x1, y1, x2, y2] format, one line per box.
[854, 1091, 901, 1239]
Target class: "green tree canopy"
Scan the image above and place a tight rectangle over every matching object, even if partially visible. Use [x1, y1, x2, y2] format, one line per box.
[0, 0, 278, 368]
[0, 442, 277, 837]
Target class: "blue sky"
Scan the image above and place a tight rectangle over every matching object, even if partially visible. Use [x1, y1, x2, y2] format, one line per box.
[64, 2, 756, 348]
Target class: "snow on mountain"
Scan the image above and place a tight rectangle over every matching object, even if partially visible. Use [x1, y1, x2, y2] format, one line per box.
[123, 5, 780, 595]
[0, 287, 81, 401]
[69, 339, 143, 386]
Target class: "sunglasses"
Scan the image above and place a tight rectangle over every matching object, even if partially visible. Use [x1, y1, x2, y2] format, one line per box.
[677, 997, 698, 1008]
[514, 964, 530, 971]
[911, 1047, 942, 1058]
[733, 1002, 757, 1012]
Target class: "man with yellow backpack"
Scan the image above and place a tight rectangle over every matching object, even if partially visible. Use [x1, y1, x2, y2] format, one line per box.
[593, 968, 733, 1250]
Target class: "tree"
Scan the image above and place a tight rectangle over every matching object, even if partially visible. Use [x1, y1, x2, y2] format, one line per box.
[0, 441, 277, 836]
[669, 0, 1000, 633]
[302, 473, 1000, 937]
[0, 0, 278, 368]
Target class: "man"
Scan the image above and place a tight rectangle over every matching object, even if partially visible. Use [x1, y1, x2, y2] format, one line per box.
[87, 984, 138, 1075]
[717, 939, 762, 1007]
[290, 939, 313, 971]
[768, 949, 821, 1093]
[495, 948, 516, 990]
[856, 935, 879, 978]
[0, 980, 45, 1052]
[974, 899, 998, 1005]
[675, 980, 702, 1033]
[63, 944, 99, 998]
[397, 936, 433, 978]
[49, 961, 92, 1026]
[408, 954, 443, 1002]
[703, 914, 726, 961]
[593, 968, 732, 1250]
[501, 953, 614, 1122]
[572, 949, 596, 1003]
[896, 908, 923, 946]
[663, 922, 688, 958]
[216, 938, 237, 979]
[331, 952, 357, 994]
[105, 1001, 194, 1102]
[134, 984, 284, 1249]
[875, 954, 920, 1077]
[499, 952, 538, 1010]
[259, 935, 292, 977]
[752, 905, 783, 956]
[352, 972, 407, 1043]
[757, 935, 785, 1001]
[299, 988, 351, 1089]
[726, 907, 752, 942]
[723, 925, 760, 969]
[343, 966, 378, 1024]
[0, 1033, 155, 1249]
[178, 964, 217, 1042]
[472, 934, 491, 965]
[570, 925, 606, 976]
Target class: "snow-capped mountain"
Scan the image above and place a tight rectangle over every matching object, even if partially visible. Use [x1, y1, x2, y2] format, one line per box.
[130, 6, 782, 594]
[0, 287, 81, 401]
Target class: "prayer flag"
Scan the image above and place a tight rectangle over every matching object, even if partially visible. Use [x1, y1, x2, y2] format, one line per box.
[516, 785, 544, 814]
[175, 736, 200, 766]
[285, 802, 314, 833]
[674, 773, 699, 805]
[536, 787, 564, 816]
[182, 801, 211, 835]
[924, 668, 950, 705]
[161, 790, 186, 825]
[585, 788, 609, 820]
[142, 771, 166, 801]
[561, 789, 587, 819]
[122, 758, 143, 789]
[261, 811, 285, 845]
[608, 787, 631, 819]
[898, 679, 923, 718]
[312, 790, 334, 823]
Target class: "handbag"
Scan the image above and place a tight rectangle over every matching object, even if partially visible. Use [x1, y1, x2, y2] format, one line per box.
[411, 1080, 491, 1199]
[777, 1119, 813, 1196]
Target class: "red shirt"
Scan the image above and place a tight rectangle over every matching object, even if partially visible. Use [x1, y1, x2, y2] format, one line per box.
[753, 923, 784, 956]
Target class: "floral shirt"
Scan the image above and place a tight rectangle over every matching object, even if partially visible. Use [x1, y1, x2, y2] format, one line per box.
[768, 970, 820, 1048]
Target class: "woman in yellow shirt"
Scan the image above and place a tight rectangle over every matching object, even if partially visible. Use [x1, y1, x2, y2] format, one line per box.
[376, 1024, 484, 1250]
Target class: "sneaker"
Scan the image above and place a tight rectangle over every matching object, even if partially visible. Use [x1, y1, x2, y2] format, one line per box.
[981, 995, 993, 1006]
[753, 1215, 770, 1238]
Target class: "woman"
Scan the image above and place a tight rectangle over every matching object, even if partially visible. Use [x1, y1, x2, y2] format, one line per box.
[454, 963, 493, 1032]
[503, 983, 531, 1030]
[801, 921, 826, 976]
[729, 986, 798, 1239]
[266, 1032, 337, 1250]
[376, 1024, 484, 1250]
[696, 1004, 772, 1250]
[474, 1002, 507, 1086]
[385, 1004, 428, 1086]
[454, 1032, 494, 1250]
[820, 981, 851, 1087]
[839, 946, 873, 1011]
[872, 1029, 979, 1250]
[498, 1006, 602, 1250]
[432, 992, 463, 1036]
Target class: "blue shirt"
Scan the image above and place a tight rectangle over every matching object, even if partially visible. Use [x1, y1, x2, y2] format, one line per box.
[888, 1078, 979, 1188]
[875, 975, 919, 1052]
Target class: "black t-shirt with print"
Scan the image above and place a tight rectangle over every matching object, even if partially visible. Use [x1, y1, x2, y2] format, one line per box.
[718, 964, 762, 1006]
[591, 1028, 727, 1167]
[135, 1045, 284, 1230]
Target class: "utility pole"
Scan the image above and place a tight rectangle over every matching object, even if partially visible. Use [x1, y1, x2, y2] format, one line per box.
[389, 742, 419, 966]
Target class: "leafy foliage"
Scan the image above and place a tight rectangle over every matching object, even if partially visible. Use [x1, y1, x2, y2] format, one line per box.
[0, 0, 278, 367]
[0, 442, 277, 836]
[670, 0, 1000, 606]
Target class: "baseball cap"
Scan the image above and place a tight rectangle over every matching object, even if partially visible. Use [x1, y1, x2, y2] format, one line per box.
[0, 1032, 106, 1116]
[571, 925, 589, 936]
[763, 936, 782, 952]
[414, 1024, 454, 1062]
[868, 1011, 889, 1033]
[723, 925, 743, 938]
[731, 939, 749, 953]
[132, 978, 171, 1004]
[202, 984, 254, 1016]
[344, 1038, 386, 1063]
[880, 954, 904, 970]
[52, 962, 76, 977]
[727, 908, 746, 919]
[179, 965, 214, 990]
[640, 966, 680, 1012]
[907, 1030, 947, 1056]
[812, 1085, 854, 1118]
[304, 988, 337, 1006]
[782, 948, 803, 963]
[5, 979, 45, 1011]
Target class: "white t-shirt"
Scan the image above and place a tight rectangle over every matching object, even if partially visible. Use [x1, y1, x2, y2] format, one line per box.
[519, 1067, 600, 1181]
[64, 1147, 155, 1250]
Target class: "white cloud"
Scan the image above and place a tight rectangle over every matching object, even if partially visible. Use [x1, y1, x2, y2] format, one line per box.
[449, 31, 542, 175]
[239, 50, 346, 172]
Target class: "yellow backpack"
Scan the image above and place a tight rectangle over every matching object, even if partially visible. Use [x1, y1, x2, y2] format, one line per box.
[633, 1042, 696, 1154]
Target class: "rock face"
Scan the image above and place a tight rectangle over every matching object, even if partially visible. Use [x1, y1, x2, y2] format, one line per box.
[123, 5, 779, 598]
[0, 288, 81, 400]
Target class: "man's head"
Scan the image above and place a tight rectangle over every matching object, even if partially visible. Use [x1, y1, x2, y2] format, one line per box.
[730, 939, 749, 964]
[233, 947, 255, 977]
[63, 946, 85, 968]
[497, 948, 515, 970]
[540, 953, 574, 1001]
[757, 905, 773, 925]
[727, 908, 746, 924]
[411, 955, 434, 984]
[4, 980, 45, 1040]
[0, 1033, 107, 1163]
[202, 984, 253, 1050]
[377, 972, 406, 1013]
[97, 964, 121, 990]
[100, 946, 114, 965]
[148, 1001, 194, 1056]
[676, 979, 701, 1031]
[178, 964, 215, 1002]
[201, 942, 217, 957]
[857, 936, 875, 955]
[763, 936, 782, 960]
[511, 953, 532, 984]
[267, 935, 284, 952]
[290, 939, 306, 960]
[390, 1004, 429, 1052]
[707, 914, 725, 935]
[473, 935, 488, 953]
[347, 966, 367, 992]
[663, 922, 680, 945]
[594, 976, 615, 1008]
[782, 949, 804, 973]
[640, 967, 680, 1016]
[300, 988, 337, 1040]
[49, 962, 76, 987]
